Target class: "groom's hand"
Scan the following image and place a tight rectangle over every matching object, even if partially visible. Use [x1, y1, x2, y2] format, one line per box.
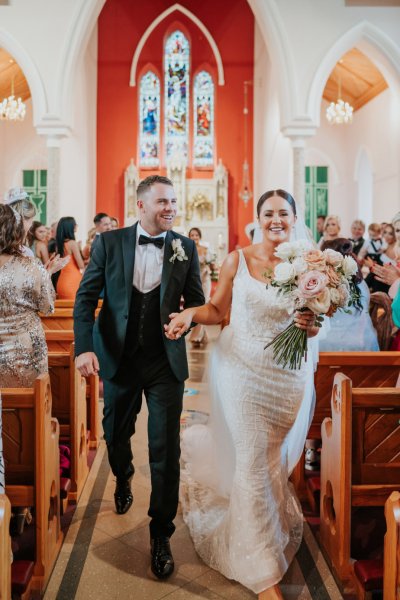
[164, 310, 194, 340]
[76, 352, 100, 377]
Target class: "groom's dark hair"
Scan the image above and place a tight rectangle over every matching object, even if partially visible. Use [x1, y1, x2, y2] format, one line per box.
[137, 175, 173, 198]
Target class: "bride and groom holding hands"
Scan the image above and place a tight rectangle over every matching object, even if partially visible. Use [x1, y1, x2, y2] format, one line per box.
[73, 175, 318, 598]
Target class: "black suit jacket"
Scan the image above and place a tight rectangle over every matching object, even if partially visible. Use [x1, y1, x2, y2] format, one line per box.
[73, 224, 205, 381]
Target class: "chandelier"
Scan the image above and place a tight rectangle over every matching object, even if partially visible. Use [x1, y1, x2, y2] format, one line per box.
[0, 71, 26, 122]
[239, 81, 253, 205]
[326, 75, 353, 124]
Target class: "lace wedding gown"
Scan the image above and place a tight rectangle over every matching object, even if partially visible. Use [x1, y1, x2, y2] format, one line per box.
[180, 250, 315, 593]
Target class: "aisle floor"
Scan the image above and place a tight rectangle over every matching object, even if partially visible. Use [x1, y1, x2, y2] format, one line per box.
[44, 327, 343, 600]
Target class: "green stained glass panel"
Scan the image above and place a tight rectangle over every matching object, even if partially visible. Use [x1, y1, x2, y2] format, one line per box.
[305, 166, 328, 241]
[23, 169, 47, 224]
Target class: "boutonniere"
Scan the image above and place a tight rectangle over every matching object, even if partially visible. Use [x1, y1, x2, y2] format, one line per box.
[169, 239, 188, 263]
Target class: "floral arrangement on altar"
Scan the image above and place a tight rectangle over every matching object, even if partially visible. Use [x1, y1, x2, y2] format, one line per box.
[265, 240, 361, 369]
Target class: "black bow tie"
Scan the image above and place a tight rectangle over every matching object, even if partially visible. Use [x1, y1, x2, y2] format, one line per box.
[138, 234, 164, 249]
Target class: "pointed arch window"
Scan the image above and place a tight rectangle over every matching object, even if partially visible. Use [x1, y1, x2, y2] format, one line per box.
[193, 70, 214, 167]
[139, 71, 161, 168]
[164, 30, 190, 160]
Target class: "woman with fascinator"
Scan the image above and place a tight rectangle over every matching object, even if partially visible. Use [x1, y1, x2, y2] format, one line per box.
[4, 187, 69, 275]
[165, 190, 319, 598]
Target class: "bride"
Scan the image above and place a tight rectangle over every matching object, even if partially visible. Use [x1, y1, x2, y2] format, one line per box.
[165, 190, 318, 599]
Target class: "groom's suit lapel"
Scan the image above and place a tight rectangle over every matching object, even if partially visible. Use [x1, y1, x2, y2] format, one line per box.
[160, 230, 174, 306]
[122, 223, 137, 308]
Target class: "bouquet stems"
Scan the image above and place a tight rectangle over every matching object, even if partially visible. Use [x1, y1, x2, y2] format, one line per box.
[264, 322, 308, 370]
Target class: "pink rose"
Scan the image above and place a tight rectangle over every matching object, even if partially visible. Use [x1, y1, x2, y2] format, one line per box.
[297, 270, 328, 298]
[306, 288, 331, 314]
[304, 249, 326, 271]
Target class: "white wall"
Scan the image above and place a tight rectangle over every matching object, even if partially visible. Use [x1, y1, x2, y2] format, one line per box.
[59, 23, 98, 242]
[305, 88, 400, 236]
[0, 98, 47, 203]
[253, 23, 292, 218]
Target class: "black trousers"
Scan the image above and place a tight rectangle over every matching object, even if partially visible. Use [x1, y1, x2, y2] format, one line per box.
[102, 348, 184, 538]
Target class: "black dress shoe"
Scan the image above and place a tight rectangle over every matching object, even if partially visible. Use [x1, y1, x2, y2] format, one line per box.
[151, 536, 174, 579]
[114, 478, 133, 515]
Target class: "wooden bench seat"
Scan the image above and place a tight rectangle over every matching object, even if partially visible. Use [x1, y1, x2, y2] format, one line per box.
[48, 345, 89, 503]
[320, 373, 400, 594]
[0, 494, 11, 600]
[45, 330, 100, 449]
[3, 374, 63, 595]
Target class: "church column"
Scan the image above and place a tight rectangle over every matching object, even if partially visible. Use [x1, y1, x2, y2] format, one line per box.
[46, 135, 62, 225]
[282, 126, 316, 214]
[291, 137, 305, 212]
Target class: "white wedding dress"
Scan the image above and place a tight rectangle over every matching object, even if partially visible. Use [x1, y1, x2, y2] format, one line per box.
[180, 250, 315, 593]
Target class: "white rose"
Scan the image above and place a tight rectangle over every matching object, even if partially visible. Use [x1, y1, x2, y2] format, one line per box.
[273, 262, 296, 284]
[292, 257, 308, 275]
[274, 242, 296, 261]
[329, 287, 341, 305]
[293, 239, 314, 255]
[323, 249, 343, 267]
[342, 255, 358, 278]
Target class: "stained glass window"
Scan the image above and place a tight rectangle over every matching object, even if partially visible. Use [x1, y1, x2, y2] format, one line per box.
[164, 30, 190, 160]
[139, 71, 160, 168]
[193, 71, 214, 167]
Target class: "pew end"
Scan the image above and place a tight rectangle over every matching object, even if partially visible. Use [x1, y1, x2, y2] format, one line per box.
[0, 494, 11, 600]
[3, 375, 63, 594]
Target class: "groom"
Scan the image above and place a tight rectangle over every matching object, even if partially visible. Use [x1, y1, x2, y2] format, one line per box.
[73, 175, 204, 578]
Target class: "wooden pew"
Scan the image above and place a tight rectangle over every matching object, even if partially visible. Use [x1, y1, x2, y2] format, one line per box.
[320, 373, 400, 593]
[48, 344, 89, 503]
[291, 351, 400, 500]
[45, 331, 100, 450]
[3, 375, 63, 594]
[0, 494, 11, 600]
[41, 301, 102, 331]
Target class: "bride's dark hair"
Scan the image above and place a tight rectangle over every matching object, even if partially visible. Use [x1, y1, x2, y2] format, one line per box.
[256, 189, 296, 217]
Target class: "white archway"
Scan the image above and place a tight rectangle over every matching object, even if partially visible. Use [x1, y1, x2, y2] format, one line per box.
[0, 27, 47, 126]
[129, 3, 225, 86]
[307, 21, 400, 127]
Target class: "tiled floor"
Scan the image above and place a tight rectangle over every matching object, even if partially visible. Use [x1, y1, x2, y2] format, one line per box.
[44, 327, 344, 599]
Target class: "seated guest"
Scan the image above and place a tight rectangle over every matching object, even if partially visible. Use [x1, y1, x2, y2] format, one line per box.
[55, 216, 85, 299]
[47, 220, 58, 254]
[350, 219, 365, 256]
[358, 222, 386, 264]
[28, 220, 50, 265]
[82, 226, 97, 265]
[316, 214, 326, 242]
[319, 238, 379, 352]
[318, 214, 340, 248]
[365, 224, 397, 293]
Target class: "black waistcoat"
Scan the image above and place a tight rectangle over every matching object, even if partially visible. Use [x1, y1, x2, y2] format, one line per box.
[124, 285, 164, 357]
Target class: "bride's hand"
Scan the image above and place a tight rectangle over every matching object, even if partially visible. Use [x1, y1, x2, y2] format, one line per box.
[164, 309, 195, 340]
[294, 309, 319, 338]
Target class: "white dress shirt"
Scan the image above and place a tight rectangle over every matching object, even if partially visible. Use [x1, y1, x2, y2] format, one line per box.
[133, 223, 167, 293]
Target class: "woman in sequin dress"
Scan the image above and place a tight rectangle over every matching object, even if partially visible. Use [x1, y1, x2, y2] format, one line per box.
[166, 191, 318, 599]
[0, 204, 55, 387]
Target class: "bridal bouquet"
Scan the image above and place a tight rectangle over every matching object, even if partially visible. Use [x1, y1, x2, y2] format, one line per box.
[265, 241, 361, 369]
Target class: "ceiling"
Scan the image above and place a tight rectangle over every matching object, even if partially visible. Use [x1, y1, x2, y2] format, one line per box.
[0, 48, 30, 103]
[323, 47, 388, 112]
[0, 47, 389, 115]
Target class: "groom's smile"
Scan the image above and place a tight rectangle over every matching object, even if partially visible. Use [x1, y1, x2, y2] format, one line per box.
[137, 182, 178, 236]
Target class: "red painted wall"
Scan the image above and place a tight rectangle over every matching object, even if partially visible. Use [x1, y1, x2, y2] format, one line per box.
[97, 0, 254, 249]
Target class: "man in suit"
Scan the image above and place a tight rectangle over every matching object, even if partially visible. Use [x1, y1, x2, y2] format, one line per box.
[90, 212, 112, 257]
[73, 175, 204, 579]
